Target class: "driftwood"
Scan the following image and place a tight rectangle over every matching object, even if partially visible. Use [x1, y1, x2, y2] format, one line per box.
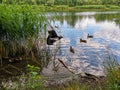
[57, 58, 102, 82]
[58, 58, 74, 74]
[80, 72, 99, 82]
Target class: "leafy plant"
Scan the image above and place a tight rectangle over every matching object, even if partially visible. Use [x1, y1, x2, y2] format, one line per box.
[24, 64, 43, 89]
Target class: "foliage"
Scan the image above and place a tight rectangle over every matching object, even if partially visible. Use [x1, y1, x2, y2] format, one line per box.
[75, 5, 107, 9]
[1, 0, 120, 6]
[23, 64, 43, 89]
[2, 64, 43, 90]
[0, 4, 51, 73]
[0, 4, 47, 57]
[0, 4, 46, 40]
[27, 64, 40, 75]
[104, 56, 120, 90]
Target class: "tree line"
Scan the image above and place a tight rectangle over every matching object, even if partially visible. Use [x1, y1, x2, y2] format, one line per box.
[0, 0, 120, 6]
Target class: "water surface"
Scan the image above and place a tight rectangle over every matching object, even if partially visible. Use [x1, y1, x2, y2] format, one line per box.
[46, 11, 120, 76]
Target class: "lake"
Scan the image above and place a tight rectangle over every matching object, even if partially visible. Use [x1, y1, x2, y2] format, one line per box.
[45, 10, 120, 76]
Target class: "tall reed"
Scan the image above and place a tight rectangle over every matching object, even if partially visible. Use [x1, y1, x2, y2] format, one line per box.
[104, 55, 120, 90]
[0, 4, 51, 73]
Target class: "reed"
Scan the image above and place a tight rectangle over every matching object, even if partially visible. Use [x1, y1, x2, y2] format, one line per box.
[104, 55, 120, 90]
[0, 4, 52, 75]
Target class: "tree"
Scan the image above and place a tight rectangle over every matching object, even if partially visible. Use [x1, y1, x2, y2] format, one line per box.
[0, 0, 2, 3]
[46, 0, 55, 6]
[72, 0, 77, 6]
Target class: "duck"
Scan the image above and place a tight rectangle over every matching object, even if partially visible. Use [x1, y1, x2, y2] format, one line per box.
[70, 46, 75, 54]
[55, 25, 59, 28]
[87, 34, 93, 38]
[80, 38, 87, 43]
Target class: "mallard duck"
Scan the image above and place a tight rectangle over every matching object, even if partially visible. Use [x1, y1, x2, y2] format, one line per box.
[87, 34, 93, 38]
[80, 38, 87, 43]
[70, 46, 75, 54]
[55, 25, 59, 28]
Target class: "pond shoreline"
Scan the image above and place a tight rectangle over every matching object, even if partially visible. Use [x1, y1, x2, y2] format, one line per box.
[41, 60, 106, 89]
[0, 60, 107, 90]
[0, 4, 120, 12]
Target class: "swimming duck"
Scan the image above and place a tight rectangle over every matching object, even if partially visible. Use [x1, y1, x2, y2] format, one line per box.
[55, 25, 59, 28]
[87, 34, 93, 38]
[80, 38, 87, 43]
[70, 46, 75, 54]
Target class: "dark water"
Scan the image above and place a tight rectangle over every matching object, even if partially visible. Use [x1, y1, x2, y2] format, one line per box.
[46, 11, 120, 76]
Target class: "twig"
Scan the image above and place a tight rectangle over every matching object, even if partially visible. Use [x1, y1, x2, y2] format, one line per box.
[58, 58, 74, 74]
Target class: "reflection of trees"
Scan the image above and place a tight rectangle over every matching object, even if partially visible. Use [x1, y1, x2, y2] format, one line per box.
[64, 13, 84, 27]
[115, 20, 120, 28]
[49, 12, 120, 28]
[95, 13, 120, 27]
[95, 14, 113, 22]
[114, 13, 120, 28]
[49, 12, 79, 27]
[65, 12, 78, 27]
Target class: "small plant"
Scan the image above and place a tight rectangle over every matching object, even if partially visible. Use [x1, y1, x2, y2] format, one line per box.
[23, 64, 43, 89]
[27, 64, 40, 75]
[2, 64, 43, 90]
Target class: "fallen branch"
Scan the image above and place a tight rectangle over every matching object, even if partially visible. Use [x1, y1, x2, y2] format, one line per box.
[58, 58, 74, 74]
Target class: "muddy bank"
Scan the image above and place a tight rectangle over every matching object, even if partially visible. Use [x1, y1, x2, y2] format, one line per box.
[0, 58, 108, 89]
[41, 59, 106, 89]
[0, 59, 106, 90]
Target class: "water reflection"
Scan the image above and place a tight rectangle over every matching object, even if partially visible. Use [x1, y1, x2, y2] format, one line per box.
[47, 11, 120, 76]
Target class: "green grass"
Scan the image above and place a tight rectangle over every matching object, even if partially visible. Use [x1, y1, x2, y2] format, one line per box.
[0, 4, 51, 74]
[1, 4, 119, 12]
[104, 56, 120, 90]
[0, 4, 46, 39]
[75, 5, 120, 10]
[45, 5, 120, 11]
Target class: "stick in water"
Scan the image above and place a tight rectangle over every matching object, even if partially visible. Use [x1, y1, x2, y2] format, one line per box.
[58, 58, 74, 73]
